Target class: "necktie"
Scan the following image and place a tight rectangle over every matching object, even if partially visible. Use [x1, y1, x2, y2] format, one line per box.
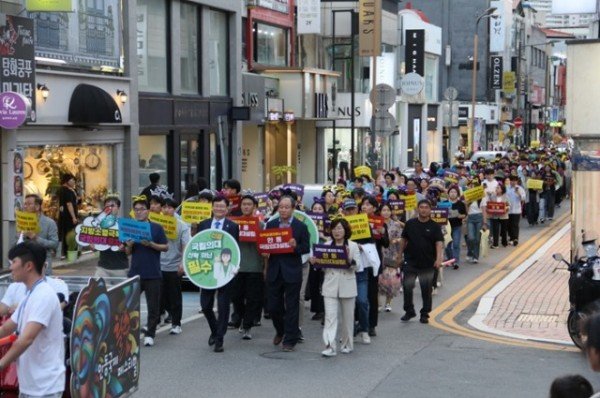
[215, 220, 221, 229]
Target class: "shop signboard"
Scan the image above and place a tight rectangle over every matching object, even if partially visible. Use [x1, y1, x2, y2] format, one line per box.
[297, 0, 321, 34]
[26, 0, 73, 11]
[70, 277, 140, 398]
[358, 0, 381, 57]
[0, 16, 35, 120]
[183, 229, 241, 289]
[0, 92, 30, 129]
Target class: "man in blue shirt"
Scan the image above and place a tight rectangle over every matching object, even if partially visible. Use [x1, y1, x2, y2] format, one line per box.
[125, 196, 168, 347]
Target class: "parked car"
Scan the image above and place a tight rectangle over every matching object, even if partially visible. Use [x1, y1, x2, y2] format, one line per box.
[470, 151, 507, 162]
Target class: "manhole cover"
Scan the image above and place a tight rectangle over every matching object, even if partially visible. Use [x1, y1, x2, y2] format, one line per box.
[517, 314, 559, 323]
[260, 350, 322, 361]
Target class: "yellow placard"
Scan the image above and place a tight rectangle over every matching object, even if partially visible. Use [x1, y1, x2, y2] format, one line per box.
[526, 179, 544, 190]
[503, 71, 516, 95]
[181, 202, 212, 224]
[353, 165, 372, 179]
[15, 210, 40, 233]
[400, 194, 417, 211]
[464, 186, 484, 202]
[344, 213, 371, 241]
[148, 213, 177, 240]
[530, 140, 540, 148]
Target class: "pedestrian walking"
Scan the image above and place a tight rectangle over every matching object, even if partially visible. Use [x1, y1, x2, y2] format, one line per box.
[506, 175, 526, 246]
[465, 188, 486, 264]
[0, 241, 65, 397]
[160, 197, 190, 336]
[378, 202, 403, 312]
[198, 196, 239, 353]
[125, 196, 168, 347]
[58, 173, 78, 259]
[483, 184, 510, 248]
[264, 195, 310, 352]
[446, 186, 467, 268]
[399, 199, 444, 324]
[310, 218, 361, 357]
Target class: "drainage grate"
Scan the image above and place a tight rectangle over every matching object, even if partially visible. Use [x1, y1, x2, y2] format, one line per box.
[517, 314, 559, 323]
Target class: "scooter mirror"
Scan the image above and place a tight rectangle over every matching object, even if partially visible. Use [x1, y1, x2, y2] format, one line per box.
[552, 253, 564, 262]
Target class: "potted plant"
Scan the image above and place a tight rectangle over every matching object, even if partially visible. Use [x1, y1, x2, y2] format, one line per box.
[65, 229, 78, 262]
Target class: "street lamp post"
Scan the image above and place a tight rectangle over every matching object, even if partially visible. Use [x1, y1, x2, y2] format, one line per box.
[469, 7, 497, 154]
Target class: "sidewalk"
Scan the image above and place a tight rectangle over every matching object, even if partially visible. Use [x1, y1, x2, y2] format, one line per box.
[469, 223, 572, 345]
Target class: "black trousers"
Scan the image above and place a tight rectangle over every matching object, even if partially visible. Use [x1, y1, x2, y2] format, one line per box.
[402, 268, 435, 317]
[141, 278, 161, 338]
[490, 218, 508, 246]
[230, 272, 264, 330]
[307, 267, 324, 314]
[508, 214, 521, 243]
[200, 284, 231, 344]
[267, 276, 301, 346]
[368, 270, 379, 328]
[526, 201, 539, 225]
[543, 189, 556, 218]
[160, 271, 182, 326]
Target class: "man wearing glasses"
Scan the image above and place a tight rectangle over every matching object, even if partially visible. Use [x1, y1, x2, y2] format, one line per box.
[125, 196, 168, 347]
[93, 196, 129, 278]
[21, 194, 59, 275]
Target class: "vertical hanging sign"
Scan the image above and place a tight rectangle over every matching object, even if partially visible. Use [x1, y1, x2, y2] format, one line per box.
[358, 0, 381, 57]
[490, 55, 503, 89]
[405, 29, 425, 77]
[297, 0, 321, 34]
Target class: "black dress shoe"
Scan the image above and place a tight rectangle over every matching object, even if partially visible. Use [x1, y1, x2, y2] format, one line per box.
[419, 317, 429, 324]
[368, 327, 377, 337]
[401, 312, 417, 322]
[208, 335, 216, 346]
[273, 334, 283, 345]
[214, 343, 224, 352]
[227, 321, 240, 329]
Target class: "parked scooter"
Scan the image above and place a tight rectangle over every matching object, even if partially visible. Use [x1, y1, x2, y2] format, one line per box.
[553, 234, 600, 349]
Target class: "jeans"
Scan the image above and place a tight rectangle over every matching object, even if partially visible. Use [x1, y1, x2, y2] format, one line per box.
[402, 268, 435, 317]
[200, 284, 231, 345]
[355, 270, 369, 332]
[467, 213, 483, 260]
[141, 278, 161, 338]
[543, 189, 556, 219]
[230, 272, 264, 330]
[160, 271, 182, 326]
[449, 227, 463, 265]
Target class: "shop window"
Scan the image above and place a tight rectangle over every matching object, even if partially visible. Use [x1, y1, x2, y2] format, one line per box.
[29, 0, 123, 73]
[180, 3, 199, 94]
[207, 9, 228, 96]
[23, 145, 114, 222]
[253, 22, 288, 67]
[139, 135, 168, 194]
[136, 0, 168, 92]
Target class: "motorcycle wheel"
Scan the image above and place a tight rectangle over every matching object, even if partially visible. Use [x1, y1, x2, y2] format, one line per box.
[567, 310, 586, 349]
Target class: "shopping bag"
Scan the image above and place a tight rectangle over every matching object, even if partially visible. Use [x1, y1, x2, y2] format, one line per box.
[480, 229, 490, 258]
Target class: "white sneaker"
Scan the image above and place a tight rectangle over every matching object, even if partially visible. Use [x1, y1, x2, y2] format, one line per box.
[143, 336, 154, 346]
[340, 346, 352, 354]
[384, 304, 392, 312]
[473, 258, 479, 264]
[169, 326, 182, 335]
[321, 347, 337, 357]
[465, 256, 473, 262]
[432, 288, 438, 296]
[361, 332, 371, 344]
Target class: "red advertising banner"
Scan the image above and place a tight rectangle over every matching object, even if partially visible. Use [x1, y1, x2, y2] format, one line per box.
[486, 202, 507, 216]
[257, 227, 294, 254]
[229, 216, 260, 242]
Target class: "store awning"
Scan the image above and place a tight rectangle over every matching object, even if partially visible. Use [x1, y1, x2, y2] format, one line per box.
[68, 84, 122, 124]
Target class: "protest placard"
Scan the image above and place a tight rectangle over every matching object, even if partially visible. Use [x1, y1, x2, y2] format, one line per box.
[15, 210, 39, 233]
[283, 184, 305, 198]
[257, 228, 294, 254]
[117, 218, 153, 243]
[464, 186, 485, 202]
[181, 202, 212, 223]
[431, 208, 449, 225]
[311, 244, 349, 269]
[344, 213, 371, 240]
[401, 194, 417, 211]
[254, 193, 269, 212]
[306, 212, 327, 234]
[526, 179, 544, 190]
[229, 216, 260, 242]
[486, 202, 507, 216]
[388, 200, 405, 217]
[444, 171, 459, 184]
[354, 165, 372, 179]
[149, 212, 178, 240]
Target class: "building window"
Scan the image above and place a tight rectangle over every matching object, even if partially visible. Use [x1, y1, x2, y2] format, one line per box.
[180, 3, 199, 94]
[207, 9, 228, 96]
[138, 135, 168, 194]
[137, 0, 168, 92]
[30, 0, 123, 73]
[253, 22, 288, 66]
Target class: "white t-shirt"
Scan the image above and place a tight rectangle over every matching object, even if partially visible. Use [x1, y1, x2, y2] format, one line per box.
[10, 281, 65, 396]
[2, 278, 69, 308]
[46, 277, 69, 304]
[482, 178, 499, 197]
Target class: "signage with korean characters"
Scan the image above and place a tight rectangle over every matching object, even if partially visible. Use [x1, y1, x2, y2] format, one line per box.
[15, 210, 39, 233]
[368, 215, 385, 238]
[444, 171, 459, 184]
[430, 208, 449, 225]
[257, 227, 294, 254]
[0, 16, 35, 120]
[181, 202, 212, 224]
[283, 184, 305, 198]
[306, 212, 327, 235]
[486, 202, 507, 216]
[354, 165, 372, 179]
[344, 213, 371, 241]
[229, 216, 260, 242]
[148, 212, 177, 240]
[311, 244, 349, 269]
[463, 186, 485, 202]
[254, 192, 269, 213]
[526, 179, 544, 190]
[401, 194, 417, 211]
[388, 200, 405, 217]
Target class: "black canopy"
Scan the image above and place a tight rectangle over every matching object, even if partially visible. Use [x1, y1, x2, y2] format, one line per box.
[68, 84, 122, 124]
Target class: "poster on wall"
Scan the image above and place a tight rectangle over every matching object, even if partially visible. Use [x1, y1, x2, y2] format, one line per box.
[6, 149, 25, 221]
[28, 0, 122, 72]
[0, 16, 36, 119]
[70, 277, 140, 398]
[297, 0, 321, 34]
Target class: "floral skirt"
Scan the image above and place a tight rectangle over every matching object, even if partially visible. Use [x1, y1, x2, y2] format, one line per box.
[378, 266, 402, 297]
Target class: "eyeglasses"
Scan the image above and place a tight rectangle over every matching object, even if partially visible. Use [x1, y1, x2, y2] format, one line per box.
[133, 207, 147, 212]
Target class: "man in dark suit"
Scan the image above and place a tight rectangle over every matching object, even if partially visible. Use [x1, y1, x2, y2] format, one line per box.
[264, 195, 310, 352]
[197, 196, 239, 353]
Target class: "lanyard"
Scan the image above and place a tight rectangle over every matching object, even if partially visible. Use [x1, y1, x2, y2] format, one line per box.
[16, 278, 45, 336]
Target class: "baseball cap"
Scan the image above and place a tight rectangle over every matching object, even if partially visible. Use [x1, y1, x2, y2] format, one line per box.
[342, 198, 357, 210]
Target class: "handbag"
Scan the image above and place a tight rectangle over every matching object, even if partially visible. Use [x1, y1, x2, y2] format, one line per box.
[480, 229, 490, 258]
